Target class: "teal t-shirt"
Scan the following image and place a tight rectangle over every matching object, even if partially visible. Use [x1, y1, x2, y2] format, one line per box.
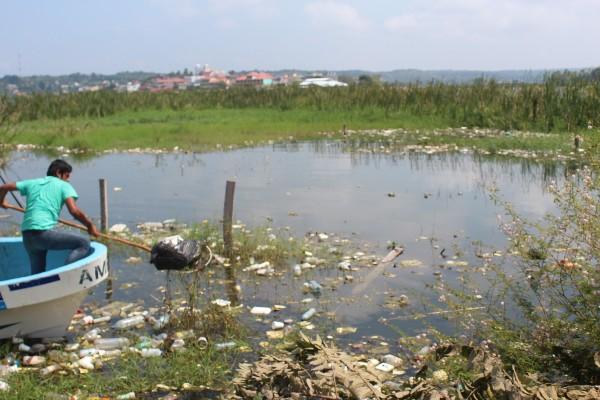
[16, 177, 78, 231]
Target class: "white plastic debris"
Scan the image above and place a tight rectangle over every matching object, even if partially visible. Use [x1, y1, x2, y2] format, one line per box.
[0, 380, 9, 391]
[79, 348, 99, 357]
[338, 261, 351, 270]
[158, 235, 183, 246]
[93, 315, 111, 324]
[23, 356, 46, 366]
[215, 341, 236, 350]
[243, 261, 271, 272]
[40, 364, 61, 376]
[80, 357, 96, 370]
[137, 222, 164, 232]
[171, 339, 185, 352]
[303, 280, 322, 294]
[271, 321, 285, 330]
[116, 392, 136, 400]
[95, 338, 130, 350]
[83, 328, 100, 341]
[109, 224, 129, 234]
[293, 264, 302, 276]
[141, 348, 162, 358]
[375, 362, 394, 373]
[301, 308, 316, 321]
[250, 306, 272, 315]
[382, 354, 403, 367]
[113, 315, 145, 330]
[212, 299, 231, 307]
[18, 343, 31, 353]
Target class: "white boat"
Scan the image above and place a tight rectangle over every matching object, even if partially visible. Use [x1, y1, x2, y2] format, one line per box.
[0, 237, 108, 339]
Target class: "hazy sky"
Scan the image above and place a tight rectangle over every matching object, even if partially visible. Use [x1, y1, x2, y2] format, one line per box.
[1, 0, 599, 75]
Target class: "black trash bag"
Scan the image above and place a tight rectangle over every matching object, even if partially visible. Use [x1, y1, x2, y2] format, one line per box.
[150, 239, 202, 270]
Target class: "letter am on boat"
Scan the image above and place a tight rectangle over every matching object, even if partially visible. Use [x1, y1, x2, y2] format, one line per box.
[79, 259, 108, 284]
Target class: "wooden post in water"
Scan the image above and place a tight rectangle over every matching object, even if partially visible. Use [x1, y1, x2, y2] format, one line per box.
[223, 180, 236, 258]
[99, 178, 108, 232]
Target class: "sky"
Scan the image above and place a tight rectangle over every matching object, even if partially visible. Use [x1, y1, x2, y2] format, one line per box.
[1, 0, 599, 76]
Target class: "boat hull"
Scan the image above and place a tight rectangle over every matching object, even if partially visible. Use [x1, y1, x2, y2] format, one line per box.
[0, 238, 108, 339]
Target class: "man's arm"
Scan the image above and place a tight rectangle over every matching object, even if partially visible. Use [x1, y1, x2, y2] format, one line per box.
[64, 197, 100, 237]
[0, 182, 17, 208]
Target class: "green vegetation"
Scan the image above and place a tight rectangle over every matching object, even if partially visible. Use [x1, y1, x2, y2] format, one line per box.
[12, 108, 449, 151]
[437, 164, 600, 383]
[4, 344, 235, 399]
[0, 73, 598, 152]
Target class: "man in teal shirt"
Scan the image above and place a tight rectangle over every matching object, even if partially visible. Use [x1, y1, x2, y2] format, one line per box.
[0, 159, 99, 275]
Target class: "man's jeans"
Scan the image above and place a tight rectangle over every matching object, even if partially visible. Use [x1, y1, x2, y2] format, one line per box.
[22, 229, 91, 275]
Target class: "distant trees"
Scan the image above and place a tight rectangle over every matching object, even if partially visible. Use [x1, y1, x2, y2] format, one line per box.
[358, 74, 381, 86]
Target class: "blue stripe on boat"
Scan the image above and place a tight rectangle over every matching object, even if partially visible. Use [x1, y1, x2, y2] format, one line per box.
[8, 274, 60, 291]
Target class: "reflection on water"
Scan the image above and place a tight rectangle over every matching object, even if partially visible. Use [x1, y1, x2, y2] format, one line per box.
[0, 142, 574, 341]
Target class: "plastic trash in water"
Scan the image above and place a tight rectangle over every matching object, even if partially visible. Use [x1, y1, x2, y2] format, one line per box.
[79, 348, 99, 357]
[94, 338, 130, 350]
[271, 321, 285, 330]
[112, 315, 145, 330]
[171, 339, 185, 352]
[116, 392, 136, 400]
[78, 356, 95, 370]
[141, 348, 162, 358]
[215, 341, 236, 350]
[293, 264, 302, 276]
[250, 306, 272, 315]
[303, 280, 322, 295]
[83, 328, 100, 341]
[302, 308, 316, 321]
[18, 343, 31, 353]
[152, 315, 169, 330]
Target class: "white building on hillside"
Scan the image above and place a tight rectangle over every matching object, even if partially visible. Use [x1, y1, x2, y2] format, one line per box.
[299, 77, 348, 88]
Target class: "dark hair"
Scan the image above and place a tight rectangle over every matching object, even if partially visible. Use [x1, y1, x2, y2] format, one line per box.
[47, 159, 73, 177]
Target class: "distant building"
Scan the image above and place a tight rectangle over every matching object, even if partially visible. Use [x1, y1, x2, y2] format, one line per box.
[273, 73, 301, 86]
[144, 76, 187, 91]
[235, 72, 273, 87]
[188, 64, 229, 88]
[299, 77, 348, 88]
[126, 81, 141, 92]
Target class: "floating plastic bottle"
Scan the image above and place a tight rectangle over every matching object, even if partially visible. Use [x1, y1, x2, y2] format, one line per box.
[94, 338, 130, 350]
[141, 348, 162, 358]
[112, 315, 145, 330]
[116, 392, 136, 400]
[78, 356, 95, 370]
[83, 328, 100, 341]
[293, 264, 302, 276]
[79, 348, 98, 357]
[250, 306, 272, 315]
[271, 321, 285, 330]
[215, 341, 236, 350]
[18, 343, 31, 353]
[302, 308, 316, 320]
[304, 280, 322, 294]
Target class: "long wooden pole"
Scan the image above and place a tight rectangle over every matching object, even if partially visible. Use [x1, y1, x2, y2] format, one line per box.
[4, 204, 151, 252]
[223, 180, 235, 258]
[99, 178, 108, 232]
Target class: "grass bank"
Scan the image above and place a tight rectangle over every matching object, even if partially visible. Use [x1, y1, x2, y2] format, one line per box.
[11, 107, 449, 151]
[8, 107, 597, 154]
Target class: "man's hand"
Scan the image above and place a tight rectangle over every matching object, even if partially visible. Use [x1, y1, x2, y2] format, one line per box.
[88, 224, 100, 238]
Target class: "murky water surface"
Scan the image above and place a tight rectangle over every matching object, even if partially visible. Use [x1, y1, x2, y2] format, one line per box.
[0, 142, 569, 346]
